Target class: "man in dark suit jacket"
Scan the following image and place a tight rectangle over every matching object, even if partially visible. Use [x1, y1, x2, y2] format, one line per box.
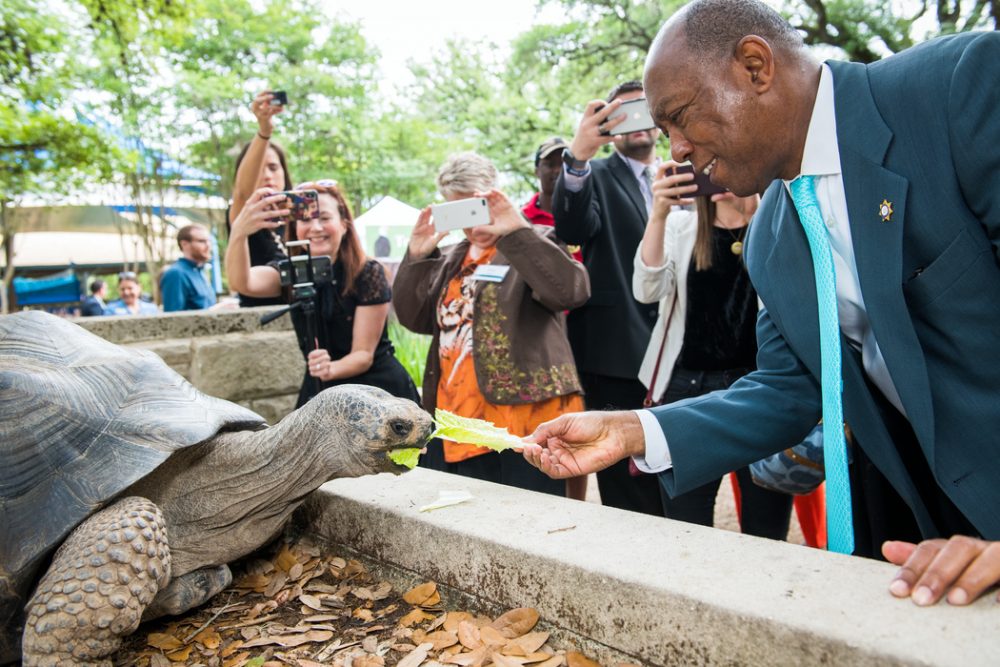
[525, 0, 1000, 606]
[552, 81, 664, 516]
[80, 279, 107, 316]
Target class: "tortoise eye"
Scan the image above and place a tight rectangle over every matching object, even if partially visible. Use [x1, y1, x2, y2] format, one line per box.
[389, 419, 412, 438]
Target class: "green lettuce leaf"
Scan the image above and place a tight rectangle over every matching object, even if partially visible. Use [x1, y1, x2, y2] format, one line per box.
[387, 447, 422, 469]
[430, 409, 524, 452]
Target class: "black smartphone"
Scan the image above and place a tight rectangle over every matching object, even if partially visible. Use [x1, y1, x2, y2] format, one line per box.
[275, 189, 319, 223]
[669, 164, 728, 197]
[270, 90, 288, 106]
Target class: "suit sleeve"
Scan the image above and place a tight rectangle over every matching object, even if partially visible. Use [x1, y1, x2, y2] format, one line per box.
[948, 32, 1000, 262]
[652, 306, 822, 497]
[552, 169, 602, 245]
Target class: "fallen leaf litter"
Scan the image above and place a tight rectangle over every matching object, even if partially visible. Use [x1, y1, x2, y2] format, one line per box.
[114, 539, 631, 667]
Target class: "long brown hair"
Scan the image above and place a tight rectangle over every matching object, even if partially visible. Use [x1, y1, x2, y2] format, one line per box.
[233, 140, 293, 191]
[693, 197, 718, 271]
[286, 182, 367, 296]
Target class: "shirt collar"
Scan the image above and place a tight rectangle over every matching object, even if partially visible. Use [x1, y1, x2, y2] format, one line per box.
[179, 256, 204, 269]
[616, 151, 659, 179]
[786, 63, 841, 185]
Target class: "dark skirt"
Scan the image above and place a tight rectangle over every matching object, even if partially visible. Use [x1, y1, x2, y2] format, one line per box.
[296, 349, 420, 408]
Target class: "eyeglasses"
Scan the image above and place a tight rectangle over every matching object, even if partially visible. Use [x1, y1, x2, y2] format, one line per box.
[295, 179, 338, 190]
[118, 271, 137, 280]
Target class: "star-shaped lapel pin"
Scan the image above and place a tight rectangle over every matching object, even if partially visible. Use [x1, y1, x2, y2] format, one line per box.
[879, 199, 894, 222]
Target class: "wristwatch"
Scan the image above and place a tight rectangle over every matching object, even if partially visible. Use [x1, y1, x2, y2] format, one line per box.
[561, 148, 590, 177]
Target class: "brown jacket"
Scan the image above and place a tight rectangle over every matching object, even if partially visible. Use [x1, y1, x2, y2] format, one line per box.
[393, 225, 590, 412]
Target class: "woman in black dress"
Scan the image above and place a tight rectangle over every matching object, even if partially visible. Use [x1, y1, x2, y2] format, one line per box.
[225, 180, 419, 406]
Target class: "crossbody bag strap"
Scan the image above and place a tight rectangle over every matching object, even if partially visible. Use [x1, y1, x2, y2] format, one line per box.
[642, 287, 680, 408]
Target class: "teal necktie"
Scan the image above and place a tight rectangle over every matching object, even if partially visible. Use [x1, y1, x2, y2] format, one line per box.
[789, 175, 854, 554]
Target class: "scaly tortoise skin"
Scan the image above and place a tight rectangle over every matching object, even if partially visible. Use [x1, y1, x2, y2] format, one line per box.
[0, 311, 432, 666]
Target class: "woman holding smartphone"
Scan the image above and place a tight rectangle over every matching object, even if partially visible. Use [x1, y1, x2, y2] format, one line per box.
[226, 181, 419, 408]
[633, 161, 798, 539]
[228, 90, 294, 307]
[393, 152, 590, 498]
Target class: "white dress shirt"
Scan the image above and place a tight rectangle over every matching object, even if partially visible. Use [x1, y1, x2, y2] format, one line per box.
[635, 64, 905, 473]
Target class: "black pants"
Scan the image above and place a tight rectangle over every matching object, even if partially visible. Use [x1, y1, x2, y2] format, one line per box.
[657, 367, 793, 540]
[580, 372, 666, 517]
[418, 438, 564, 497]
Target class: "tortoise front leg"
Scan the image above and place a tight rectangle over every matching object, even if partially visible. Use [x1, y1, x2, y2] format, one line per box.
[21, 497, 170, 667]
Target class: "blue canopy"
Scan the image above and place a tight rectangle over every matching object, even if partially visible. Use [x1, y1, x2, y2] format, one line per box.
[12, 268, 82, 305]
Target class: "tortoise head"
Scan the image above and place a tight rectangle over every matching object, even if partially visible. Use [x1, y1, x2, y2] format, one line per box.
[297, 385, 433, 477]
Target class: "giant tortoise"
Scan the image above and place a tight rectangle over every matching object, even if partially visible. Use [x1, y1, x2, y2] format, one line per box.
[0, 311, 432, 666]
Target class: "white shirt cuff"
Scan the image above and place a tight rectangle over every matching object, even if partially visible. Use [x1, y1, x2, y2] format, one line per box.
[632, 409, 672, 473]
[561, 164, 590, 191]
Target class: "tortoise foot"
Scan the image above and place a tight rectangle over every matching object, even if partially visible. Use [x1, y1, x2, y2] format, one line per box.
[21, 497, 170, 666]
[143, 564, 232, 621]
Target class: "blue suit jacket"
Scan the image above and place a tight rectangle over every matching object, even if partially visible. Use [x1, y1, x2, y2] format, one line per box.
[652, 32, 1000, 540]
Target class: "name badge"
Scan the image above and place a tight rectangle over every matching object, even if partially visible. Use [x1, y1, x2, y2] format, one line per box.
[471, 264, 510, 283]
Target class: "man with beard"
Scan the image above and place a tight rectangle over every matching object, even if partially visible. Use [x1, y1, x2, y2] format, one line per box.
[162, 224, 218, 312]
[552, 81, 664, 516]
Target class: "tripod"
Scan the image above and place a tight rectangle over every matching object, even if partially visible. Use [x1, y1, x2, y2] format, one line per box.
[260, 241, 326, 396]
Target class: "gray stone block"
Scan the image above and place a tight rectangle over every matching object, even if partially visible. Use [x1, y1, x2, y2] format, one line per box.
[188, 332, 304, 401]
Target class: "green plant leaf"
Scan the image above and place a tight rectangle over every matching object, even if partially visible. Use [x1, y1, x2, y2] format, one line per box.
[387, 447, 422, 469]
[431, 409, 523, 452]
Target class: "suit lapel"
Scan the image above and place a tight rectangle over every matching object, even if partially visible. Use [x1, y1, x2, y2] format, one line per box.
[607, 153, 648, 223]
[831, 60, 936, 462]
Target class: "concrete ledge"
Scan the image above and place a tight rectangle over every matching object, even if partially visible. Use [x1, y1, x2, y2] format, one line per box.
[296, 469, 999, 667]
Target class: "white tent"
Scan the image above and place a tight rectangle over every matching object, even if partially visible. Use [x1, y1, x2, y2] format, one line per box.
[354, 196, 458, 260]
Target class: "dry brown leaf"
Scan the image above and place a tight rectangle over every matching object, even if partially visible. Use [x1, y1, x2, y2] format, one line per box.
[457, 621, 482, 650]
[442, 646, 488, 666]
[566, 652, 601, 667]
[149, 654, 172, 667]
[411, 629, 427, 644]
[353, 608, 375, 622]
[520, 652, 557, 664]
[236, 574, 270, 591]
[165, 645, 193, 662]
[502, 632, 549, 657]
[147, 632, 184, 651]
[402, 582, 440, 607]
[397, 641, 434, 667]
[400, 609, 435, 627]
[222, 651, 250, 667]
[492, 653, 528, 667]
[329, 557, 347, 570]
[478, 626, 508, 647]
[302, 614, 340, 623]
[264, 570, 288, 598]
[352, 586, 376, 600]
[444, 612, 474, 633]
[275, 545, 298, 572]
[372, 581, 393, 600]
[376, 603, 400, 618]
[299, 594, 324, 611]
[491, 608, 539, 639]
[534, 657, 566, 667]
[295, 661, 327, 667]
[219, 640, 245, 658]
[354, 655, 385, 667]
[288, 562, 304, 580]
[425, 630, 459, 650]
[392, 643, 418, 652]
[362, 635, 379, 653]
[194, 628, 222, 650]
[242, 629, 334, 648]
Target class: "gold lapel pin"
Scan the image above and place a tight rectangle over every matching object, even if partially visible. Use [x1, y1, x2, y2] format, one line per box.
[879, 199, 894, 222]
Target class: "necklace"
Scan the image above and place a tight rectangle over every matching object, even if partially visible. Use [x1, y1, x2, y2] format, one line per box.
[720, 223, 748, 255]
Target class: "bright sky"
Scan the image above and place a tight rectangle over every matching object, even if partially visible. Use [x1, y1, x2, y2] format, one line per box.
[338, 0, 566, 93]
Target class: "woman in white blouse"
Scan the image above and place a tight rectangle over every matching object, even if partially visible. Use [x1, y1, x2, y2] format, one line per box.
[633, 160, 793, 539]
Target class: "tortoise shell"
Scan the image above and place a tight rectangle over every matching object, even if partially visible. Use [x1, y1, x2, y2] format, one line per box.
[0, 311, 265, 646]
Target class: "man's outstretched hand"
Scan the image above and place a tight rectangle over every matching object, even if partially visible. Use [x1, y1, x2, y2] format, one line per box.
[883, 536, 1000, 606]
[521, 411, 646, 478]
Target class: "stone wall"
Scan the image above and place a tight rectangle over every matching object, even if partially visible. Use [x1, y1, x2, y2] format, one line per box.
[76, 307, 304, 424]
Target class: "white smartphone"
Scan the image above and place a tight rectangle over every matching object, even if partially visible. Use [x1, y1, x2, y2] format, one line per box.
[431, 198, 490, 233]
[601, 98, 656, 136]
